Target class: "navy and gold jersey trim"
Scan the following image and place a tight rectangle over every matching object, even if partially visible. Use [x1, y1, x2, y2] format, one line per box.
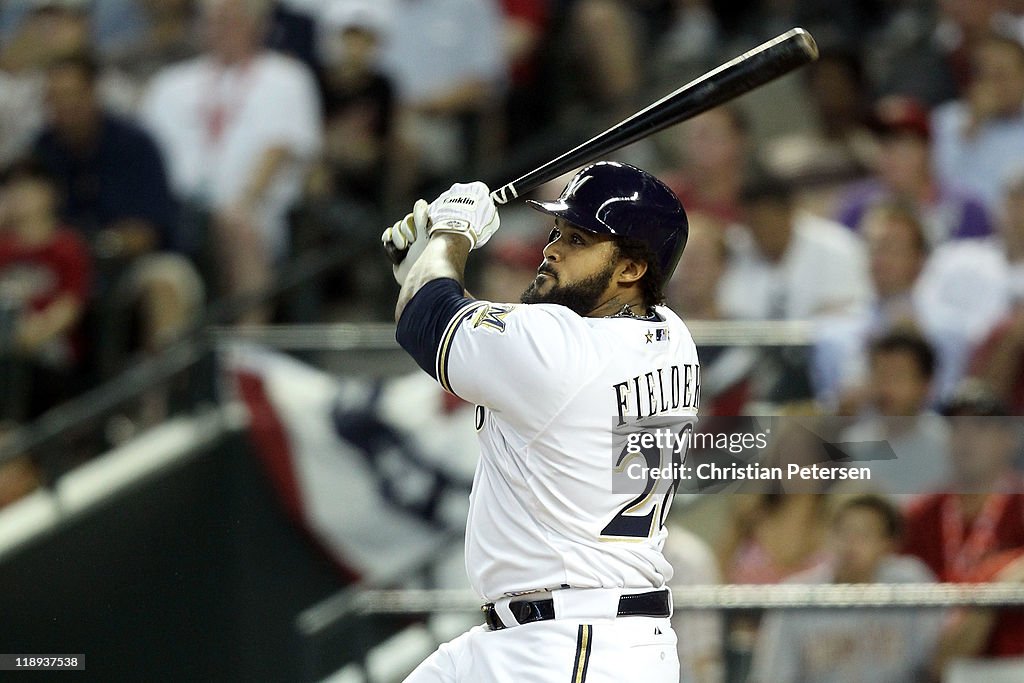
[435, 300, 487, 394]
[571, 624, 593, 683]
[396, 278, 476, 382]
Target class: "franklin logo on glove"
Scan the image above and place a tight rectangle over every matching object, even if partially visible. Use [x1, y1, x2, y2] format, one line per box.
[426, 182, 500, 250]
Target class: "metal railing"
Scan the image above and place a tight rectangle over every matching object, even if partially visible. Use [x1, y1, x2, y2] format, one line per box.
[336, 583, 1024, 615]
[209, 319, 817, 351]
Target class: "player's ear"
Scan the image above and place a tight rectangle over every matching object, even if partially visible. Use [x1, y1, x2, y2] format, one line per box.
[616, 256, 648, 285]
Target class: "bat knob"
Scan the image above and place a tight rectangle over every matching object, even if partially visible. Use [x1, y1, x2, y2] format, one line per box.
[385, 241, 408, 266]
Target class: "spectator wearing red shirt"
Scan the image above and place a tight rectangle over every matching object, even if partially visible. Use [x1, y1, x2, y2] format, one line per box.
[0, 158, 91, 420]
[901, 383, 1024, 668]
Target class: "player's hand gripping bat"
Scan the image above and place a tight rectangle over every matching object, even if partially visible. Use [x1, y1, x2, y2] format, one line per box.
[385, 27, 818, 266]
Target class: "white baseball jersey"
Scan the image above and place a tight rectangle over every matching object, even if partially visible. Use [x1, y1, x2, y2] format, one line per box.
[435, 299, 700, 601]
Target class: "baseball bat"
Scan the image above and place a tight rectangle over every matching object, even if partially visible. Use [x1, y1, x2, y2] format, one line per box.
[387, 27, 818, 265]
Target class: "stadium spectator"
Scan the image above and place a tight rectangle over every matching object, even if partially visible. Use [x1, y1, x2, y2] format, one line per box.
[0, 159, 91, 421]
[101, 0, 199, 89]
[0, 0, 92, 167]
[838, 95, 993, 246]
[650, 0, 722, 95]
[867, 0, 1016, 106]
[35, 54, 174, 259]
[668, 214, 756, 415]
[662, 105, 749, 225]
[761, 48, 873, 194]
[0, 1, 158, 65]
[837, 329, 952, 500]
[33, 53, 202, 371]
[717, 173, 870, 401]
[559, 0, 644, 119]
[265, 0, 319, 70]
[720, 493, 829, 585]
[750, 494, 943, 683]
[500, 0, 552, 146]
[814, 205, 928, 405]
[718, 173, 870, 320]
[904, 384, 1024, 580]
[312, 1, 396, 211]
[383, 0, 505, 188]
[932, 32, 1024, 216]
[718, 490, 829, 679]
[935, 0, 1022, 93]
[969, 171, 1024, 414]
[973, 308, 1024, 416]
[816, 203, 1003, 405]
[999, 168, 1024, 300]
[664, 523, 723, 683]
[866, 330, 938, 417]
[141, 0, 323, 313]
[476, 233, 547, 304]
[904, 384, 1024, 669]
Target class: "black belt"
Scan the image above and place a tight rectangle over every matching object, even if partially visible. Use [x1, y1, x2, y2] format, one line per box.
[482, 589, 670, 631]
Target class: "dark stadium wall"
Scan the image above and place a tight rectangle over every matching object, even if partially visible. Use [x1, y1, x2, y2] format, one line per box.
[0, 432, 347, 683]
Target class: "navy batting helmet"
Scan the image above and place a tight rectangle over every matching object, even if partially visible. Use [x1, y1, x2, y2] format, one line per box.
[526, 161, 688, 283]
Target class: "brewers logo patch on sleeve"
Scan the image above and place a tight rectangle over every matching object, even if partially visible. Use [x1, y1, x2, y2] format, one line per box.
[471, 304, 514, 333]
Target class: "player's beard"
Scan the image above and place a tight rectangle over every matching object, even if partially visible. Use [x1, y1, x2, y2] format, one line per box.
[520, 262, 616, 316]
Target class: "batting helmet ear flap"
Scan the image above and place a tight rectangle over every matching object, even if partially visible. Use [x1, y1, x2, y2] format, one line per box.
[526, 161, 688, 284]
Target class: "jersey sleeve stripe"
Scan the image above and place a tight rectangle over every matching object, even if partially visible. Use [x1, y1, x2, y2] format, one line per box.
[435, 301, 487, 394]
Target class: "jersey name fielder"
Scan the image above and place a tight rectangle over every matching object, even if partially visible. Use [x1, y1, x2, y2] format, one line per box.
[399, 280, 700, 602]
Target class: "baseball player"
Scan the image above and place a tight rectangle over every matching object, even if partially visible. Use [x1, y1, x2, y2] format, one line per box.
[384, 161, 699, 682]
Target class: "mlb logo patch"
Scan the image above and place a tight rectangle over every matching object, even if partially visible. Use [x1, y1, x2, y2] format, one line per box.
[656, 329, 670, 342]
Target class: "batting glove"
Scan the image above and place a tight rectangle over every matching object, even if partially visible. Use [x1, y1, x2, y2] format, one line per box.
[382, 198, 429, 285]
[427, 182, 500, 250]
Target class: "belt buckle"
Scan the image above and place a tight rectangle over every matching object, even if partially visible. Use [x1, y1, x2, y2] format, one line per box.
[509, 599, 541, 625]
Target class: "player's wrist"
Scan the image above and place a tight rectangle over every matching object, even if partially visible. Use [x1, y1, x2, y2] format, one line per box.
[429, 230, 475, 252]
[428, 226, 476, 249]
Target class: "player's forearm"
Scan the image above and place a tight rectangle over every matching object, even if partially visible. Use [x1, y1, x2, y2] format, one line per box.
[396, 234, 471, 321]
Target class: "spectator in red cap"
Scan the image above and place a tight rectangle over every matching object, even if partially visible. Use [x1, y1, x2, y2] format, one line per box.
[837, 95, 993, 247]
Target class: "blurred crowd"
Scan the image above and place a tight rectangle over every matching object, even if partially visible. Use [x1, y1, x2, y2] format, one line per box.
[2, 0, 1024, 679]
[0, 0, 1021, 420]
